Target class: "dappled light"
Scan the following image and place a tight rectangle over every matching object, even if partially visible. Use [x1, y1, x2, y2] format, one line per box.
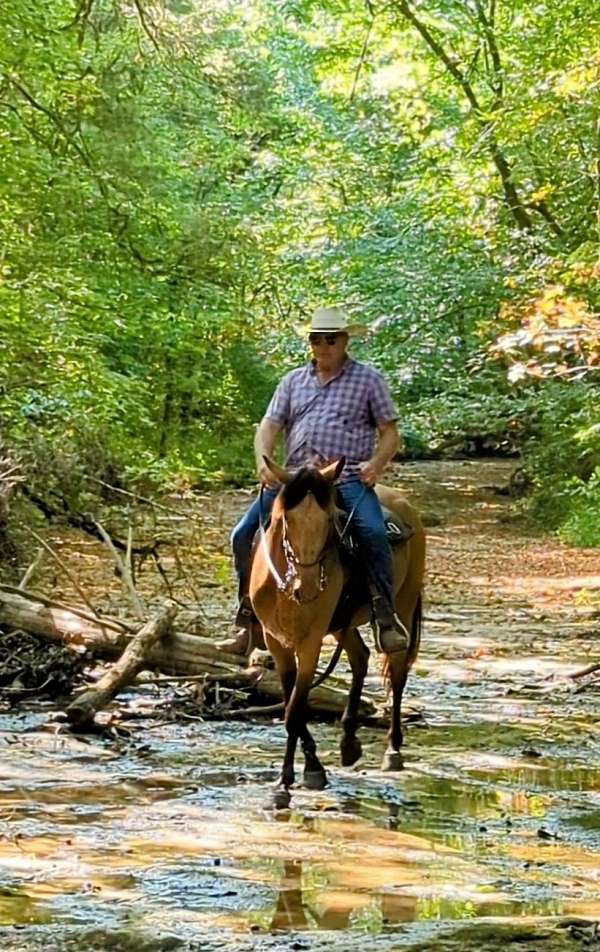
[1, 459, 599, 951]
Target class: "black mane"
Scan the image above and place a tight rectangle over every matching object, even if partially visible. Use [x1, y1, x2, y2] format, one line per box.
[280, 468, 333, 511]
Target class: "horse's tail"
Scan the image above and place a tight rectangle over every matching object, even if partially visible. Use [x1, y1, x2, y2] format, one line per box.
[408, 593, 422, 667]
[381, 593, 422, 683]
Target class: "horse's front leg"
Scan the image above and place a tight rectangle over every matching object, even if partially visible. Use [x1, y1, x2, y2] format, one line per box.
[291, 633, 327, 791]
[265, 631, 326, 805]
[264, 632, 298, 805]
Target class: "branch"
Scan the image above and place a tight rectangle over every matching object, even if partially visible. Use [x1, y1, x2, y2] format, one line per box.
[3, 74, 95, 171]
[3, 75, 164, 274]
[396, 0, 481, 110]
[524, 144, 566, 237]
[566, 661, 600, 680]
[23, 528, 101, 618]
[394, 0, 534, 232]
[472, 0, 503, 100]
[20, 485, 171, 558]
[132, 0, 162, 55]
[94, 520, 146, 622]
[86, 477, 183, 514]
[18, 548, 44, 590]
[350, 16, 375, 103]
[529, 198, 565, 237]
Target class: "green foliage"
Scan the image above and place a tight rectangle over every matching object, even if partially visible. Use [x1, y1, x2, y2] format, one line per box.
[1, 0, 599, 546]
[558, 470, 600, 548]
[518, 382, 599, 542]
[396, 368, 532, 458]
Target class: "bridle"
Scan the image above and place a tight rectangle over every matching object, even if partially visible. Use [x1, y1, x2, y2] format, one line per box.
[259, 486, 335, 602]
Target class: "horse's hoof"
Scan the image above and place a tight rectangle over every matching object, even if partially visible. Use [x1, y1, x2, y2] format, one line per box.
[303, 769, 327, 790]
[340, 738, 362, 767]
[381, 750, 404, 772]
[268, 787, 291, 810]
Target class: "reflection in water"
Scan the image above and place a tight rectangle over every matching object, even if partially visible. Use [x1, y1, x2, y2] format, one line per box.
[270, 860, 311, 931]
[269, 859, 418, 932]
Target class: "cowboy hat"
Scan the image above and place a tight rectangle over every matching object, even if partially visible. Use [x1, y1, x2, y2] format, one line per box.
[294, 306, 368, 338]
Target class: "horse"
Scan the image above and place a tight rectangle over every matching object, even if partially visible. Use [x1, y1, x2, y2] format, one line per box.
[249, 456, 425, 808]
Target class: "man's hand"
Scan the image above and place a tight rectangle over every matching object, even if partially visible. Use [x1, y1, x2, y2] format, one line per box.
[254, 418, 284, 488]
[358, 460, 380, 487]
[257, 460, 278, 488]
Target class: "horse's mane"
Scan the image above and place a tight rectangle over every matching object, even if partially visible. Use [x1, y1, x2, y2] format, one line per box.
[280, 467, 333, 511]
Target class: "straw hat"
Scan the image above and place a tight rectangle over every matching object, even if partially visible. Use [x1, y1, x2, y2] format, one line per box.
[295, 306, 368, 338]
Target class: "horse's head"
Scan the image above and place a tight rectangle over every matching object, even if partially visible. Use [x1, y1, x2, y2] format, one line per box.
[264, 456, 344, 602]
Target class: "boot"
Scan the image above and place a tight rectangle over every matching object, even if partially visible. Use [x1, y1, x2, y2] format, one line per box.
[216, 626, 253, 657]
[371, 595, 409, 654]
[216, 596, 266, 656]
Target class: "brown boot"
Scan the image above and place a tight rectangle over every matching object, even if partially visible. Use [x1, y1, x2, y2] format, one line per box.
[216, 627, 253, 656]
[372, 596, 409, 654]
[216, 596, 266, 656]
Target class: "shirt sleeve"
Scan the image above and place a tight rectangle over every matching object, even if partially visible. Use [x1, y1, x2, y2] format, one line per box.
[264, 373, 292, 425]
[368, 370, 398, 425]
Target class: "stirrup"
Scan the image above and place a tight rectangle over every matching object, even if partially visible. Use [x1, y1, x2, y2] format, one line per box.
[372, 613, 410, 654]
[234, 595, 255, 629]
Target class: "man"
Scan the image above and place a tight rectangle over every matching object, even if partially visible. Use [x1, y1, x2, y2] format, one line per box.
[220, 305, 407, 656]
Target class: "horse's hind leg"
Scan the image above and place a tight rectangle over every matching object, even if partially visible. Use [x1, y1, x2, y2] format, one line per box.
[382, 653, 409, 771]
[339, 627, 369, 767]
[382, 595, 421, 772]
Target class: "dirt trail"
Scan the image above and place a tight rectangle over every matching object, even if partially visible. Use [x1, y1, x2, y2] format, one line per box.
[0, 460, 598, 952]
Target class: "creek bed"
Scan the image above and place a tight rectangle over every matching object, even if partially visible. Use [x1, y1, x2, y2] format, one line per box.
[0, 460, 598, 951]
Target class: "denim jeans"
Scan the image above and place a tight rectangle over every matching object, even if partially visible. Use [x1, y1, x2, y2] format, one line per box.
[230, 478, 395, 610]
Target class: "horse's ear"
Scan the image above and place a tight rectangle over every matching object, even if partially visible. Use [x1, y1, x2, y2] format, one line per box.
[319, 457, 345, 483]
[263, 456, 291, 484]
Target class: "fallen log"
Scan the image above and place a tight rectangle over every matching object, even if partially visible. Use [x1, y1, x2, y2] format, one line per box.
[0, 586, 377, 718]
[0, 584, 242, 667]
[66, 604, 178, 727]
[0, 584, 133, 658]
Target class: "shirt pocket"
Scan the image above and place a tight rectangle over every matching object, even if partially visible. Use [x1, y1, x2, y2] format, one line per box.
[333, 393, 369, 428]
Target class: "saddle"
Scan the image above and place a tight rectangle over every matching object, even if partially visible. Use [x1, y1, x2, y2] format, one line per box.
[335, 504, 415, 556]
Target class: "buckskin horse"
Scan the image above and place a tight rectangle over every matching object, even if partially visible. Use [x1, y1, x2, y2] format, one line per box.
[249, 456, 425, 808]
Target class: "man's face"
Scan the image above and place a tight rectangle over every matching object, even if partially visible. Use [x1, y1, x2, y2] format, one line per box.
[309, 331, 349, 368]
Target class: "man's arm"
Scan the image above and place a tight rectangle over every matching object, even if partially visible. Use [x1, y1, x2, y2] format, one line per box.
[358, 420, 400, 486]
[254, 417, 284, 486]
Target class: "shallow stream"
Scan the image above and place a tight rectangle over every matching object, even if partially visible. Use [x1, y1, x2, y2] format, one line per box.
[1, 461, 598, 951]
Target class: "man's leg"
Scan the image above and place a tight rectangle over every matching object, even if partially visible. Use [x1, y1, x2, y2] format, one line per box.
[218, 487, 277, 655]
[337, 479, 407, 654]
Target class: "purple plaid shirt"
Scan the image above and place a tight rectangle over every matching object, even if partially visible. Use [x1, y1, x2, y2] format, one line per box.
[264, 358, 397, 481]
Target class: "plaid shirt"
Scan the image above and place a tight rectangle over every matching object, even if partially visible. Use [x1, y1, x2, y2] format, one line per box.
[264, 358, 397, 481]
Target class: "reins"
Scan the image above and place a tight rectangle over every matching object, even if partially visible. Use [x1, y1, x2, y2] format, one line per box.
[258, 485, 287, 593]
[338, 483, 367, 542]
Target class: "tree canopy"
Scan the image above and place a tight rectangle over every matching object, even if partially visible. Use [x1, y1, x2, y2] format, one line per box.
[1, 0, 598, 542]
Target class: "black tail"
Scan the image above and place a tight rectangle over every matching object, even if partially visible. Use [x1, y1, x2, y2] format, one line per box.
[408, 594, 422, 667]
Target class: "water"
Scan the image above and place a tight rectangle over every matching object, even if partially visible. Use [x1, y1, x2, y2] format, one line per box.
[1, 460, 598, 951]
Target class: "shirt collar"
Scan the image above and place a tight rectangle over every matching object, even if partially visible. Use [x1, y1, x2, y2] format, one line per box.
[308, 356, 354, 380]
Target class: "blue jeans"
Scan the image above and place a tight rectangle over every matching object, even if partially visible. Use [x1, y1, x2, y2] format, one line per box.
[230, 479, 395, 610]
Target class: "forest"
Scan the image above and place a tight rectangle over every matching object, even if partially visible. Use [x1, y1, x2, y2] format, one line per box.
[1, 0, 599, 551]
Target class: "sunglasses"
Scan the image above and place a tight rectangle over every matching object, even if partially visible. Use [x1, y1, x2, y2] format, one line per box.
[309, 332, 343, 346]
